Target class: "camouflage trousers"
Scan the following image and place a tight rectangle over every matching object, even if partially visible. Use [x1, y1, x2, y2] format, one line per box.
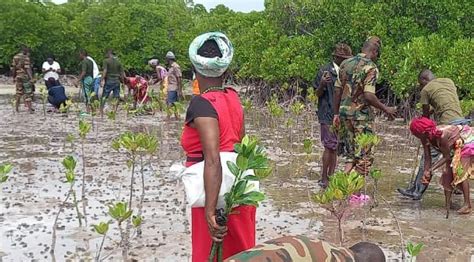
[225, 235, 355, 262]
[338, 118, 374, 174]
[15, 76, 33, 102]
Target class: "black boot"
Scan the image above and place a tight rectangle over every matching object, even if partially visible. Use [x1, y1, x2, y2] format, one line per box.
[397, 186, 415, 198]
[412, 184, 427, 200]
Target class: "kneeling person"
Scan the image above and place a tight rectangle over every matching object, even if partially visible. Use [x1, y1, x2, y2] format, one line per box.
[47, 78, 68, 109]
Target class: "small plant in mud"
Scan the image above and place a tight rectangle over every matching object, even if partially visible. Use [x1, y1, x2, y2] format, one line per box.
[242, 98, 252, 112]
[111, 131, 158, 258]
[313, 171, 364, 246]
[79, 119, 92, 226]
[266, 95, 283, 128]
[170, 101, 186, 120]
[39, 86, 48, 116]
[0, 163, 13, 183]
[51, 156, 82, 255]
[93, 222, 109, 261]
[106, 201, 143, 261]
[209, 135, 272, 262]
[369, 169, 382, 207]
[406, 241, 424, 261]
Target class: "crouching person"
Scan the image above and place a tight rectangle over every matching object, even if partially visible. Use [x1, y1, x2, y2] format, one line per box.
[47, 77, 68, 110]
[225, 235, 385, 262]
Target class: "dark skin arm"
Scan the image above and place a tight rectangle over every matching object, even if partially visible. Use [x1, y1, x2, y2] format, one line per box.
[316, 71, 331, 97]
[422, 104, 431, 118]
[420, 137, 432, 179]
[193, 117, 227, 242]
[332, 84, 343, 127]
[363, 92, 396, 119]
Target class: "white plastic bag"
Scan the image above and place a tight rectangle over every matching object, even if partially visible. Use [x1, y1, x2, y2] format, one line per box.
[170, 152, 259, 208]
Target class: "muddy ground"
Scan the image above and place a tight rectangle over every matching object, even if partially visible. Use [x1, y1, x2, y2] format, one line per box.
[1, 85, 473, 261]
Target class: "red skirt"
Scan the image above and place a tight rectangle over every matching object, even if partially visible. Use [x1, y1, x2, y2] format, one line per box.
[191, 205, 256, 262]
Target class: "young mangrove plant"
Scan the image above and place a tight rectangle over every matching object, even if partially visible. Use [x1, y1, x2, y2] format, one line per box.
[108, 201, 133, 261]
[39, 85, 48, 116]
[313, 171, 364, 246]
[79, 119, 91, 226]
[51, 156, 82, 255]
[266, 95, 284, 129]
[0, 163, 13, 183]
[369, 169, 382, 208]
[112, 131, 158, 255]
[209, 135, 272, 262]
[407, 241, 424, 262]
[93, 222, 109, 261]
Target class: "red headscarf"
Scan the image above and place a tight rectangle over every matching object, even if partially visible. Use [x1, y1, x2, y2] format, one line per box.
[409, 117, 442, 139]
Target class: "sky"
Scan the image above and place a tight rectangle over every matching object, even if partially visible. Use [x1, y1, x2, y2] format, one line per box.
[51, 0, 265, 13]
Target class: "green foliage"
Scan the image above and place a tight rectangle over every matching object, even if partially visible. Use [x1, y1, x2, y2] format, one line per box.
[78, 120, 91, 139]
[93, 222, 109, 235]
[355, 133, 380, 156]
[112, 131, 159, 156]
[313, 171, 364, 205]
[369, 169, 382, 181]
[266, 95, 284, 118]
[303, 138, 313, 155]
[0, 163, 13, 183]
[0, 0, 471, 99]
[132, 215, 143, 228]
[407, 242, 424, 260]
[460, 99, 474, 116]
[62, 156, 77, 183]
[108, 202, 132, 223]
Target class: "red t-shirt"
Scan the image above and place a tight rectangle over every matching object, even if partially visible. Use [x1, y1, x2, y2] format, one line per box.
[181, 87, 243, 167]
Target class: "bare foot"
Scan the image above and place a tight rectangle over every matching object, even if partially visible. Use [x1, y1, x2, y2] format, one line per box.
[457, 206, 471, 215]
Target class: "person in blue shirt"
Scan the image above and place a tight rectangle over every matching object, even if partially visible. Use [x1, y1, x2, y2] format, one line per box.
[47, 77, 68, 109]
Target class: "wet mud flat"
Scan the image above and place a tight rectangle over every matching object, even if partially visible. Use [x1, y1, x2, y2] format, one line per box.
[0, 94, 473, 261]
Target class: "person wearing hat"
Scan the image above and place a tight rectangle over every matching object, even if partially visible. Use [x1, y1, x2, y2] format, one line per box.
[313, 43, 353, 188]
[165, 51, 182, 105]
[181, 32, 254, 261]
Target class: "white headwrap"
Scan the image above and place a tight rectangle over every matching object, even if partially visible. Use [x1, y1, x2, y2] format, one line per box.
[188, 32, 233, 78]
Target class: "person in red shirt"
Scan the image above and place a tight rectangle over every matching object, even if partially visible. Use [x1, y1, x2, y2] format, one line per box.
[181, 32, 254, 261]
[124, 76, 149, 109]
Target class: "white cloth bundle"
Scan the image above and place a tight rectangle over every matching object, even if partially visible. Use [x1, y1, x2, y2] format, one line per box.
[170, 152, 259, 208]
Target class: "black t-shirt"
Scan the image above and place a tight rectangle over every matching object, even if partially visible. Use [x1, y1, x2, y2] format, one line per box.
[185, 96, 218, 124]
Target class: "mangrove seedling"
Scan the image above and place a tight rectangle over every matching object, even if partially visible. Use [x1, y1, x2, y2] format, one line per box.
[93, 222, 109, 261]
[63, 155, 82, 226]
[266, 95, 283, 128]
[313, 171, 364, 246]
[0, 163, 13, 183]
[108, 201, 133, 261]
[209, 135, 272, 262]
[407, 242, 424, 262]
[51, 156, 82, 255]
[39, 85, 48, 116]
[79, 119, 91, 226]
[369, 169, 382, 207]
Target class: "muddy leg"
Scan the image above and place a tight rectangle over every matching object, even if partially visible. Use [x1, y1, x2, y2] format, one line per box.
[457, 181, 472, 215]
[444, 189, 452, 219]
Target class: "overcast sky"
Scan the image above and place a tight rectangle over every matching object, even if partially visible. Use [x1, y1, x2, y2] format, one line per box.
[51, 0, 265, 12]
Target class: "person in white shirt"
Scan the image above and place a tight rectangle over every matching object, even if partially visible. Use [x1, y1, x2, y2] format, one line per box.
[42, 55, 61, 88]
[87, 55, 101, 99]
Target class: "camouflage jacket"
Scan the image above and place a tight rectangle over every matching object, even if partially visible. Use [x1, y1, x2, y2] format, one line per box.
[225, 235, 355, 262]
[11, 52, 31, 78]
[335, 53, 378, 121]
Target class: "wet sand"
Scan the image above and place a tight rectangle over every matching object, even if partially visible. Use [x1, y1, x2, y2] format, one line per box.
[0, 87, 473, 261]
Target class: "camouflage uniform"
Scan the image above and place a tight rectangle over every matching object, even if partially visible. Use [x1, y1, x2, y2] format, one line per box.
[11, 52, 33, 102]
[225, 235, 355, 262]
[335, 53, 378, 171]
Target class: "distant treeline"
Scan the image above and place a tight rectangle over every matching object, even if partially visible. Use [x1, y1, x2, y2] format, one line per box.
[0, 0, 472, 100]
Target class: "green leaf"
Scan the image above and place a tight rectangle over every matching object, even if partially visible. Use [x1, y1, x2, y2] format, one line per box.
[227, 161, 240, 177]
[0, 175, 8, 183]
[62, 156, 77, 171]
[93, 222, 109, 235]
[132, 215, 143, 227]
[0, 163, 13, 175]
[236, 155, 248, 171]
[65, 171, 75, 183]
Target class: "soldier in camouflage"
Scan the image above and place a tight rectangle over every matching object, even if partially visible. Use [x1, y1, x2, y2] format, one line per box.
[333, 40, 396, 174]
[225, 235, 385, 262]
[11, 45, 34, 113]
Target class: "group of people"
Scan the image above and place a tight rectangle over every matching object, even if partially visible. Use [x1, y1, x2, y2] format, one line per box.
[10, 31, 472, 261]
[10, 45, 184, 114]
[314, 38, 472, 215]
